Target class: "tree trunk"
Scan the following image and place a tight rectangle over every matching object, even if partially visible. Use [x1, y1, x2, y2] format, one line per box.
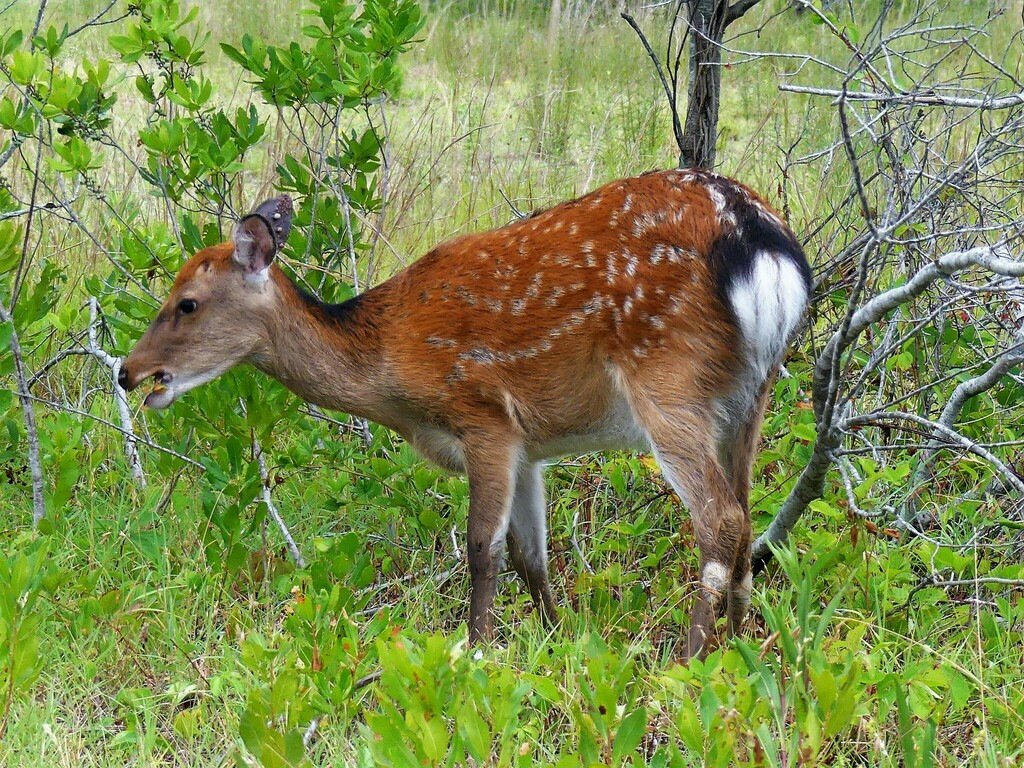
[680, 0, 729, 169]
[547, 0, 562, 50]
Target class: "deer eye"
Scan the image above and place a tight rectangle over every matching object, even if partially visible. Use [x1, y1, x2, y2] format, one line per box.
[178, 298, 198, 315]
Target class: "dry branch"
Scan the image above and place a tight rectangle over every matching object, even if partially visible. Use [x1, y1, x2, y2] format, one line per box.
[778, 85, 1024, 110]
[87, 297, 145, 489]
[0, 298, 45, 526]
[247, 418, 306, 570]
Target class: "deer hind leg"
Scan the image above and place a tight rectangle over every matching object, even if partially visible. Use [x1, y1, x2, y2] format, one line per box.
[506, 461, 558, 625]
[716, 376, 774, 634]
[463, 436, 522, 643]
[627, 386, 748, 660]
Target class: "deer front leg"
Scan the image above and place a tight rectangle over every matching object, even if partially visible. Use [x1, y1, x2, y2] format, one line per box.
[464, 436, 521, 644]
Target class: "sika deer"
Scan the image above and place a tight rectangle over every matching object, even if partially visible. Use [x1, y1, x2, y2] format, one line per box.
[120, 169, 811, 658]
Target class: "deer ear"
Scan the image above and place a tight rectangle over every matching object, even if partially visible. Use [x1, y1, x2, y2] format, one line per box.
[232, 195, 293, 276]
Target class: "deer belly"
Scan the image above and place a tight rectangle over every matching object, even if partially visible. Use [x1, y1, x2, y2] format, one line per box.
[529, 389, 648, 461]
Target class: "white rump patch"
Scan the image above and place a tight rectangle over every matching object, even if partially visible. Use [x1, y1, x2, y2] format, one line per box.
[716, 252, 808, 442]
[728, 253, 808, 385]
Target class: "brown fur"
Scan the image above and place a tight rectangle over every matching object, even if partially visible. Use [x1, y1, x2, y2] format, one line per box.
[121, 170, 798, 657]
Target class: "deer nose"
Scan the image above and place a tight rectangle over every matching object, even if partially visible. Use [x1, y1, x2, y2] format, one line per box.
[118, 366, 132, 391]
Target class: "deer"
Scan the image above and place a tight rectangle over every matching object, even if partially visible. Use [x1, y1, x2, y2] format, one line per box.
[119, 168, 811, 658]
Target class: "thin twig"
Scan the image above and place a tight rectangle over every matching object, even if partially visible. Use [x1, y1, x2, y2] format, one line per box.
[15, 392, 204, 469]
[0, 299, 45, 526]
[87, 297, 145, 489]
[250, 428, 306, 569]
[570, 506, 594, 575]
[621, 12, 685, 158]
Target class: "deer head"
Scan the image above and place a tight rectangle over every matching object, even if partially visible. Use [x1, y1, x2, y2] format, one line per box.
[119, 195, 294, 408]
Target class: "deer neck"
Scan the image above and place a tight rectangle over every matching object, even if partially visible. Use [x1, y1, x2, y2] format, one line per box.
[251, 269, 390, 420]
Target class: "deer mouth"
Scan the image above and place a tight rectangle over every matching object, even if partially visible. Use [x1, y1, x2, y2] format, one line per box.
[143, 372, 175, 410]
[139, 361, 236, 410]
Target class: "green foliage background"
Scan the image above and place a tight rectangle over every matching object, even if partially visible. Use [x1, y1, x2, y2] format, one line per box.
[1, 0, 1023, 765]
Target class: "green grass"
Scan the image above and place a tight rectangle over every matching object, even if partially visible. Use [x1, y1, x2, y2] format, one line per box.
[2, 1, 1024, 766]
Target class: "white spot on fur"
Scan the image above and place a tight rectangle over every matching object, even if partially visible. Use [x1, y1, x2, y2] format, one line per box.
[625, 253, 639, 277]
[623, 297, 633, 316]
[455, 287, 477, 306]
[459, 347, 496, 364]
[243, 269, 271, 288]
[526, 274, 543, 298]
[544, 286, 565, 307]
[605, 252, 619, 281]
[702, 562, 730, 594]
[707, 185, 737, 226]
[426, 336, 457, 348]
[708, 187, 727, 214]
[569, 222, 579, 236]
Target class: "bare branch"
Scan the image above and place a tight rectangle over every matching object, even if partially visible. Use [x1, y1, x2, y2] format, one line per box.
[251, 431, 306, 569]
[86, 297, 145, 489]
[726, 0, 763, 24]
[779, 84, 1024, 110]
[17, 392, 204, 469]
[621, 11, 686, 162]
[844, 411, 1024, 497]
[758, 247, 1024, 566]
[0, 299, 45, 526]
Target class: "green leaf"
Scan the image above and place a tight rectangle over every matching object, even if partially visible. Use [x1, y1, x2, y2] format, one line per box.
[611, 708, 647, 765]
[1, 29, 23, 57]
[419, 715, 450, 763]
